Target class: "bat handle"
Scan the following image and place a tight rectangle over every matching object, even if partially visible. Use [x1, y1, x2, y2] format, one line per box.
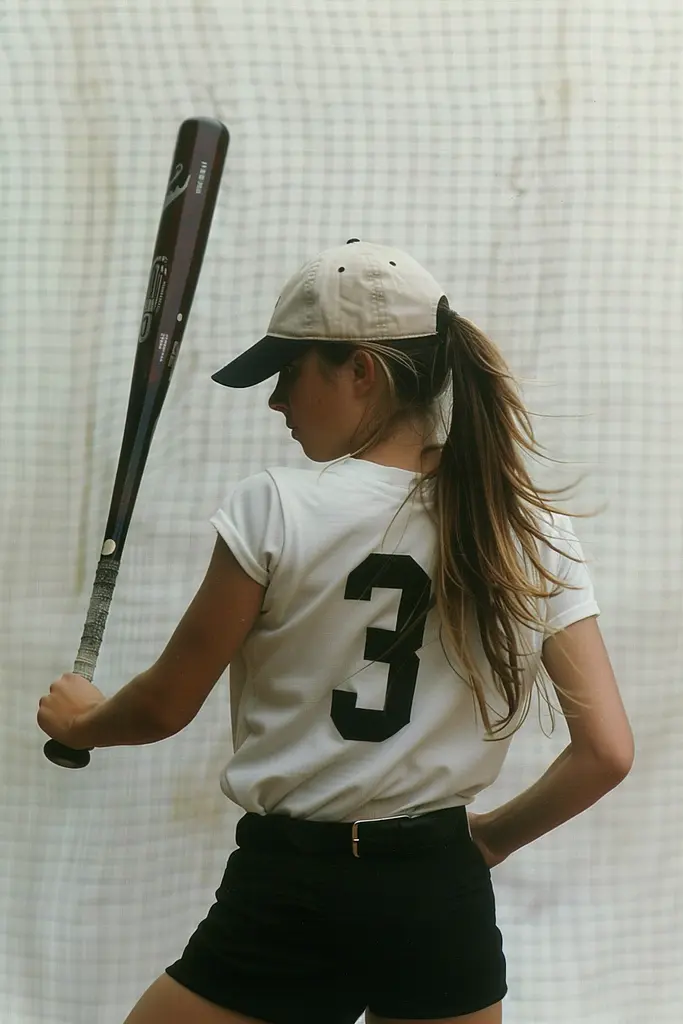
[43, 555, 121, 770]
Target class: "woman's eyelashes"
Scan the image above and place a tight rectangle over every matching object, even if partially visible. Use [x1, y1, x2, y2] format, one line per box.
[282, 362, 300, 384]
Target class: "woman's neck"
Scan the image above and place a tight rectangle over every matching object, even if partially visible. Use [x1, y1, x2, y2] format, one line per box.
[354, 421, 442, 474]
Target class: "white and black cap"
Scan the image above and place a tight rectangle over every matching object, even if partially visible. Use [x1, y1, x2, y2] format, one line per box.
[212, 239, 448, 388]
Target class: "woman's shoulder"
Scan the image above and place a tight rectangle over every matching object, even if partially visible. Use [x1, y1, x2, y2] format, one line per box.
[531, 507, 589, 570]
[535, 508, 576, 538]
[222, 465, 333, 507]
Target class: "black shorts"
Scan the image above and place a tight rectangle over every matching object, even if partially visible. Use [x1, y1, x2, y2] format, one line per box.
[166, 806, 507, 1024]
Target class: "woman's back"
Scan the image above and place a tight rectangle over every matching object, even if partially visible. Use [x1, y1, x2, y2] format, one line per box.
[213, 456, 598, 822]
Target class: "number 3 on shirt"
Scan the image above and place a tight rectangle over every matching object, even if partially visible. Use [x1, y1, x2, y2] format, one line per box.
[331, 553, 432, 742]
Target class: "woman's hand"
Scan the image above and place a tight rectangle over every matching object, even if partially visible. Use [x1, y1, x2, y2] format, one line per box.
[37, 673, 106, 747]
[468, 811, 507, 869]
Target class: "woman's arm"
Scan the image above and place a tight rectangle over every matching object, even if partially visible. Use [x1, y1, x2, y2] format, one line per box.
[41, 539, 265, 749]
[471, 616, 634, 863]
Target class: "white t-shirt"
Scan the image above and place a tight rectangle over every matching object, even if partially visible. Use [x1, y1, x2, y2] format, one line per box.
[210, 458, 599, 823]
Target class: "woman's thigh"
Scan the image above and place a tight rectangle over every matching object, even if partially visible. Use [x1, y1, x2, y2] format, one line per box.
[123, 974, 269, 1024]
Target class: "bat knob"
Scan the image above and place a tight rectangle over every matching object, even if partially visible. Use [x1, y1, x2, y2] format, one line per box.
[43, 739, 91, 769]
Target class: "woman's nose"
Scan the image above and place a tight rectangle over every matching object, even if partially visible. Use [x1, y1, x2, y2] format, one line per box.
[268, 389, 287, 415]
[268, 374, 288, 413]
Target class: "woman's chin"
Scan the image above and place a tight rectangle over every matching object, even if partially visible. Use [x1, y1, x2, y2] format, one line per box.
[298, 441, 334, 463]
[291, 431, 349, 464]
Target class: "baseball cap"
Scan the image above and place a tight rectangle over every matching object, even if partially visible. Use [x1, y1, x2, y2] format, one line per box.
[212, 239, 448, 388]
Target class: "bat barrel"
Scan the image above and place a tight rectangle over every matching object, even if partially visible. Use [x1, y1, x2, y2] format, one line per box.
[104, 117, 230, 556]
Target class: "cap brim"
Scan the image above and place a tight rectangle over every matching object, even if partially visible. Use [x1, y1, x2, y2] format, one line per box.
[211, 336, 314, 388]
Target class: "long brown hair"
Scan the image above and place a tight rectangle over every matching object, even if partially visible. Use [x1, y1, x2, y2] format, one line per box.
[316, 299, 584, 737]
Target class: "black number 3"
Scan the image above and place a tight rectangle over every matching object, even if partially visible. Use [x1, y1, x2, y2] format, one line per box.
[331, 553, 432, 742]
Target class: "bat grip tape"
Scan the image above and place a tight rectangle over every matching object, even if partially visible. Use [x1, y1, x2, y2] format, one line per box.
[73, 556, 120, 680]
[44, 556, 121, 769]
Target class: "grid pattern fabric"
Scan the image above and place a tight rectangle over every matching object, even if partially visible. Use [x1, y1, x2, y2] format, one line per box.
[1, 2, 681, 1021]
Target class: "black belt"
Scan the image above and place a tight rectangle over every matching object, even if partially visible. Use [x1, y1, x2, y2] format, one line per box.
[235, 805, 470, 859]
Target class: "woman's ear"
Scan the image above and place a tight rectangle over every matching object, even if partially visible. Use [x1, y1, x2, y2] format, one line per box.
[350, 349, 377, 393]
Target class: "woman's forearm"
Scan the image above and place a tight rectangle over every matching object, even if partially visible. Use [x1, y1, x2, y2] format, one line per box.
[71, 671, 175, 749]
[480, 744, 630, 861]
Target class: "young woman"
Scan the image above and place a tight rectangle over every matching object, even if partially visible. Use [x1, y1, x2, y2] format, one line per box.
[38, 240, 634, 1024]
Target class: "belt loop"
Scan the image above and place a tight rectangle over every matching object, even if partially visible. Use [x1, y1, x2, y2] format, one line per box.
[351, 821, 360, 858]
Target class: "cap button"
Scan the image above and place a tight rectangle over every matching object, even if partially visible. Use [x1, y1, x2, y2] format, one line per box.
[346, 238, 360, 244]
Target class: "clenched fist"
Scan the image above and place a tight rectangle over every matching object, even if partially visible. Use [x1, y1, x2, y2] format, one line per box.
[37, 673, 106, 747]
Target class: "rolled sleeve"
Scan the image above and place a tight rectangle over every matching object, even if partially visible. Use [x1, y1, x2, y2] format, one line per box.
[210, 471, 284, 587]
[544, 514, 601, 636]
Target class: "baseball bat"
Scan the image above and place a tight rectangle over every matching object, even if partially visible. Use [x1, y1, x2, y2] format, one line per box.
[44, 117, 229, 769]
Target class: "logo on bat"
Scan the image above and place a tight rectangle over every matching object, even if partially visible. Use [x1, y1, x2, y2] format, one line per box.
[139, 256, 168, 343]
[195, 160, 208, 195]
[163, 162, 191, 210]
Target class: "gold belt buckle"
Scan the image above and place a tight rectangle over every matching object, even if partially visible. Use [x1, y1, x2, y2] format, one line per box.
[351, 815, 411, 858]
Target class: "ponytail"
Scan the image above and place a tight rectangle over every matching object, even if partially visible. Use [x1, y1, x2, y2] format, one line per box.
[432, 305, 578, 735]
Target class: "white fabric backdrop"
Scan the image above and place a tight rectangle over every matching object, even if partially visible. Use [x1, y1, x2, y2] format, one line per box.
[1, 1, 681, 1021]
